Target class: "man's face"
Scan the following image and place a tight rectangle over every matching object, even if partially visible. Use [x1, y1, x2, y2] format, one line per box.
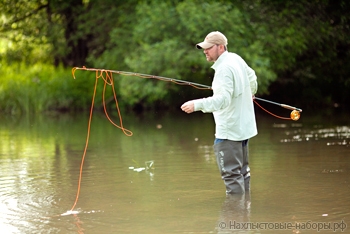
[203, 45, 220, 62]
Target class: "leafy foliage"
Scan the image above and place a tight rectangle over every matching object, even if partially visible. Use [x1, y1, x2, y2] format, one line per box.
[98, 0, 279, 108]
[210, 0, 350, 108]
[0, 0, 349, 112]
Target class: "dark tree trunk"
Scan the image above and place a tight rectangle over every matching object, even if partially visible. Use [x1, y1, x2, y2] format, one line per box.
[55, 0, 89, 67]
[64, 0, 88, 67]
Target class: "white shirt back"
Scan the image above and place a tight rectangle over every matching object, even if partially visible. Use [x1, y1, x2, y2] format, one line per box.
[193, 51, 258, 141]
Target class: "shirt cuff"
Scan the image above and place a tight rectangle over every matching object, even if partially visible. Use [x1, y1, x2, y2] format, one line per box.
[193, 99, 203, 112]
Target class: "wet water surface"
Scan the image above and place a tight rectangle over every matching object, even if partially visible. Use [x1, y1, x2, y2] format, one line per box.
[0, 110, 349, 233]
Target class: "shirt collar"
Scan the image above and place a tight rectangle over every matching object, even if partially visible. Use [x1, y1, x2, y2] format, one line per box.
[211, 51, 229, 70]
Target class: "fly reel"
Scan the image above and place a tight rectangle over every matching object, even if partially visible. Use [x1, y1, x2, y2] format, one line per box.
[290, 110, 301, 121]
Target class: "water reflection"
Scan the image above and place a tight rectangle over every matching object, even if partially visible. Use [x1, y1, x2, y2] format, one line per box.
[280, 125, 350, 145]
[0, 111, 349, 233]
[217, 193, 251, 233]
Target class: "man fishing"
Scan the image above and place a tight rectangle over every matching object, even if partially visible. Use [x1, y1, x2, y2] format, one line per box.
[181, 31, 258, 195]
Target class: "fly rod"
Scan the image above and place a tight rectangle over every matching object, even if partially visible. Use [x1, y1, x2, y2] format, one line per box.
[72, 66, 212, 90]
[254, 97, 302, 112]
[72, 66, 303, 120]
[253, 97, 302, 121]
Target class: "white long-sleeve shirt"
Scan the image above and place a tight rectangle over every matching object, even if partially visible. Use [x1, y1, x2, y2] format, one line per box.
[193, 51, 258, 141]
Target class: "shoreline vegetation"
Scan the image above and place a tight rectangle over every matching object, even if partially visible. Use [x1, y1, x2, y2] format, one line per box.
[0, 62, 98, 115]
[0, 62, 347, 116]
[1, 1, 349, 114]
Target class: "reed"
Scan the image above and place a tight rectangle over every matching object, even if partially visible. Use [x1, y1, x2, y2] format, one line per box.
[0, 61, 95, 114]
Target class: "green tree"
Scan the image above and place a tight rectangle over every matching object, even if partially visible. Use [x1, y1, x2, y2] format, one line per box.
[0, 0, 138, 66]
[0, 0, 51, 63]
[236, 0, 350, 108]
[1, 0, 349, 112]
[97, 0, 278, 109]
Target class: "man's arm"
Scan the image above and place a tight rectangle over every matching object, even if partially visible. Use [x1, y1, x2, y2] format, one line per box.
[246, 66, 258, 95]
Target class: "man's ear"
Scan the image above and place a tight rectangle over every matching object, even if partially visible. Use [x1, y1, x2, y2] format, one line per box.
[219, 44, 226, 52]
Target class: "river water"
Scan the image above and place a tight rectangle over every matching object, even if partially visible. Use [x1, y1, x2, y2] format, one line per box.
[0, 109, 349, 234]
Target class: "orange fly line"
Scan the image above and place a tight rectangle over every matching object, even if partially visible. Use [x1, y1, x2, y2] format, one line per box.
[69, 67, 133, 211]
[69, 66, 301, 211]
[69, 66, 214, 211]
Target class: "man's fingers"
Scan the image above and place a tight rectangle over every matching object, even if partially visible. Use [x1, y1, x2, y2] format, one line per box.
[181, 101, 194, 113]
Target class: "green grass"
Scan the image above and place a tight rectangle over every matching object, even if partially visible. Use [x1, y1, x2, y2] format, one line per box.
[0, 61, 96, 114]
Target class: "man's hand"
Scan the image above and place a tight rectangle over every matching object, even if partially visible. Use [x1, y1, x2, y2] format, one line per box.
[181, 101, 195, 114]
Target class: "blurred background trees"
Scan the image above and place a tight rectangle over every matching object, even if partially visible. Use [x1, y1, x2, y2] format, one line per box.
[0, 0, 349, 113]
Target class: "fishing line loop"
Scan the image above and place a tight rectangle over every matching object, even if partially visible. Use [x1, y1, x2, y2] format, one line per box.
[69, 66, 132, 212]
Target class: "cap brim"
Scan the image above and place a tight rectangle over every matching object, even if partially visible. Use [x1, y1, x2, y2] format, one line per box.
[196, 41, 215, 49]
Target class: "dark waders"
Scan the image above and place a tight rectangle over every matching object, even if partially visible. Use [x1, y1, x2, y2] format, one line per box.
[213, 139, 250, 194]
